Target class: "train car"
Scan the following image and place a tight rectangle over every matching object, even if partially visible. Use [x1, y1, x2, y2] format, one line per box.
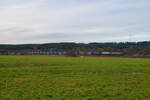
[82, 51, 89, 55]
[78, 51, 91, 55]
[91, 51, 96, 55]
[111, 52, 123, 55]
[75, 51, 80, 55]
[91, 51, 102, 55]
[58, 51, 66, 55]
[75, 51, 102, 55]
[102, 52, 111, 55]
[79, 52, 84, 55]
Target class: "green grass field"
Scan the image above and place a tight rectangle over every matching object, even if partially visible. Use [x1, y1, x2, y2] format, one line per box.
[0, 56, 150, 100]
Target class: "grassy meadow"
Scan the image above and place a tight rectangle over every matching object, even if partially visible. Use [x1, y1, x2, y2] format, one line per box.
[0, 56, 150, 100]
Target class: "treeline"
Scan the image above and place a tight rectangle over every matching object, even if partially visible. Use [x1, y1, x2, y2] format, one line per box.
[0, 41, 150, 55]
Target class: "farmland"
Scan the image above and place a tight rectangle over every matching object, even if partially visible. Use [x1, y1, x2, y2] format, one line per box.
[0, 56, 150, 100]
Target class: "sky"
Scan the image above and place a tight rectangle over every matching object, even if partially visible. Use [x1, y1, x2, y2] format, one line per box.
[0, 0, 150, 44]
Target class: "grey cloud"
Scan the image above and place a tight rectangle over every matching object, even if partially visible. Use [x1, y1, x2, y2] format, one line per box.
[0, 0, 150, 44]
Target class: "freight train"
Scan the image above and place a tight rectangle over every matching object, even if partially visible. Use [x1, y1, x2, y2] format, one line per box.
[1, 50, 123, 55]
[17, 51, 123, 55]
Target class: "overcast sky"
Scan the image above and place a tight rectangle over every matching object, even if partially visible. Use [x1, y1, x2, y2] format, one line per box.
[0, 0, 150, 44]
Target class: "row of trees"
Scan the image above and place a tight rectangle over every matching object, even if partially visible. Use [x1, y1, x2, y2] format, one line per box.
[0, 41, 150, 55]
